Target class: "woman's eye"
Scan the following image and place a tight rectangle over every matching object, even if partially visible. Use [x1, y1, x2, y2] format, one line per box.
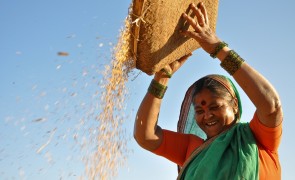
[210, 105, 221, 111]
[195, 110, 204, 114]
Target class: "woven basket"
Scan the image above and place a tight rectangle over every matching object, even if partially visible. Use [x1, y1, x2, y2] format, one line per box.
[130, 0, 219, 75]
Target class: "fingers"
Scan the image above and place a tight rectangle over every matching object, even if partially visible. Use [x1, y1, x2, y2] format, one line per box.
[182, 13, 201, 32]
[178, 53, 192, 65]
[197, 2, 209, 25]
[160, 53, 192, 78]
[190, 3, 205, 27]
[171, 53, 192, 71]
[182, 3, 209, 31]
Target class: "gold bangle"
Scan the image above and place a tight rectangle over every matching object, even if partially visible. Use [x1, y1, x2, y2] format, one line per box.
[220, 50, 245, 75]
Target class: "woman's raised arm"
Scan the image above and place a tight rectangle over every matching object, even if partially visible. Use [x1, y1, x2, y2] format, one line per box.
[181, 2, 283, 127]
[134, 54, 191, 151]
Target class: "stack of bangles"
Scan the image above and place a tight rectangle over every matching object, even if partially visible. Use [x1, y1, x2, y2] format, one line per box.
[210, 41, 245, 75]
[148, 79, 167, 99]
[148, 67, 171, 99]
[148, 41, 245, 99]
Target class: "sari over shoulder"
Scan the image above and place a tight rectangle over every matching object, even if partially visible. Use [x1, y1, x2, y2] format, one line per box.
[178, 123, 259, 180]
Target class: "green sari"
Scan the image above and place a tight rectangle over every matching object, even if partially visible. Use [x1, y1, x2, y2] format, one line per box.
[177, 75, 259, 179]
[178, 123, 258, 180]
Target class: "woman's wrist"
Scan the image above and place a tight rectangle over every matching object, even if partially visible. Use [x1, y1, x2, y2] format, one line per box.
[213, 45, 245, 75]
[154, 73, 170, 86]
[210, 41, 228, 58]
[147, 73, 170, 99]
[148, 78, 168, 99]
[216, 46, 231, 61]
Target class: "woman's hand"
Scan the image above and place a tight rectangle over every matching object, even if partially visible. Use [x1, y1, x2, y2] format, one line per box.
[181, 3, 221, 55]
[154, 53, 192, 85]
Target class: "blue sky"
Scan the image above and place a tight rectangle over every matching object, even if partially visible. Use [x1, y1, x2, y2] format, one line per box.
[1, 0, 295, 179]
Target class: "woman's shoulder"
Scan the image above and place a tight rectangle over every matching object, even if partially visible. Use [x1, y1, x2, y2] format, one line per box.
[248, 112, 282, 152]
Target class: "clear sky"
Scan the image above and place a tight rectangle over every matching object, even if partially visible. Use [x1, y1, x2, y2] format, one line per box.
[1, 0, 295, 179]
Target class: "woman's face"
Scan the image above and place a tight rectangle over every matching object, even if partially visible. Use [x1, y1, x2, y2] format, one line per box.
[194, 88, 237, 138]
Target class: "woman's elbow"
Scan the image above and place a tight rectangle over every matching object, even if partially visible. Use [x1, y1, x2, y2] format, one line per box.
[133, 131, 153, 151]
[268, 98, 283, 117]
[133, 118, 149, 147]
[262, 98, 283, 127]
[133, 122, 162, 151]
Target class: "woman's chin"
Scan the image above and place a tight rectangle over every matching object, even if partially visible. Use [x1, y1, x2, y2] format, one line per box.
[205, 128, 224, 139]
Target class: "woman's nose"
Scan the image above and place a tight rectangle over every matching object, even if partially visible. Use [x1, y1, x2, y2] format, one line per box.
[203, 110, 213, 119]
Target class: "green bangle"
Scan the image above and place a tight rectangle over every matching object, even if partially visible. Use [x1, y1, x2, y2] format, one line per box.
[210, 41, 228, 58]
[148, 79, 168, 99]
[220, 50, 245, 75]
[160, 69, 172, 78]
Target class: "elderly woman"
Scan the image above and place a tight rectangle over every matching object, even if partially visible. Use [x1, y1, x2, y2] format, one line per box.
[134, 2, 283, 180]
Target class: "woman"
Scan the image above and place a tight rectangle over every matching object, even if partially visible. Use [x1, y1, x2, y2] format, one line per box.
[134, 2, 283, 179]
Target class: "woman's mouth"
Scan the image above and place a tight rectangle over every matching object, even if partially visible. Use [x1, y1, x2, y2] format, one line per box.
[206, 121, 217, 126]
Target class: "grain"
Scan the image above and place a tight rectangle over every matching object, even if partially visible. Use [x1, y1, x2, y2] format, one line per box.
[83, 10, 135, 179]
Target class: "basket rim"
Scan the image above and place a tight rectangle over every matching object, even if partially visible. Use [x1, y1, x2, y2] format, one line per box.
[131, 0, 145, 63]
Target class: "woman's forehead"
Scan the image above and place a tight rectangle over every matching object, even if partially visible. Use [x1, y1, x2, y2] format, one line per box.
[194, 88, 218, 99]
[194, 90, 226, 105]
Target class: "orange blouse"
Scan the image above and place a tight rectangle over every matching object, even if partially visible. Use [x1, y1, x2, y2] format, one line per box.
[153, 113, 282, 180]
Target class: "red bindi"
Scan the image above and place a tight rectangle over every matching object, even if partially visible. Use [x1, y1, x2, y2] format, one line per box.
[201, 100, 206, 106]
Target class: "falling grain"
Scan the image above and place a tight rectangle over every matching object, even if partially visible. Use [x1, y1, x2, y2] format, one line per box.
[83, 7, 135, 180]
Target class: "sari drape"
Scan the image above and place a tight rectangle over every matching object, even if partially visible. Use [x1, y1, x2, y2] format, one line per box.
[177, 75, 259, 179]
[178, 123, 259, 180]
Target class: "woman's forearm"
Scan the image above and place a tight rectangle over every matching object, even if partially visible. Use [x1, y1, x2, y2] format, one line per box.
[133, 54, 190, 150]
[217, 47, 283, 127]
[134, 76, 169, 151]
